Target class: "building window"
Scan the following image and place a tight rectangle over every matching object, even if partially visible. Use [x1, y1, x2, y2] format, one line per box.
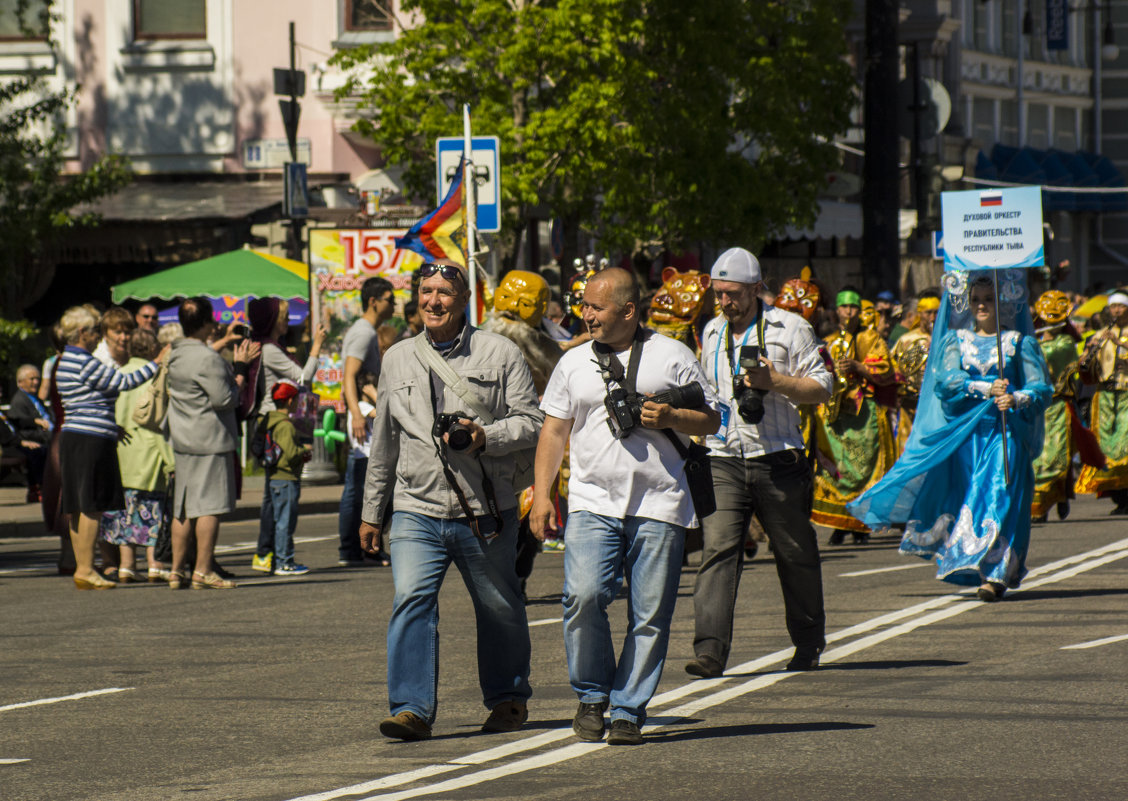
[0, 0, 50, 41]
[346, 0, 392, 31]
[134, 0, 206, 40]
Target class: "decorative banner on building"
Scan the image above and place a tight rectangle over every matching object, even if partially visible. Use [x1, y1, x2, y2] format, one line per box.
[309, 228, 423, 410]
[940, 186, 1045, 271]
[1046, 0, 1069, 51]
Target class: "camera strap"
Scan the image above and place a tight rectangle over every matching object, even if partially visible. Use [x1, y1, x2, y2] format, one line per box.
[425, 353, 502, 543]
[723, 309, 768, 379]
[593, 325, 649, 394]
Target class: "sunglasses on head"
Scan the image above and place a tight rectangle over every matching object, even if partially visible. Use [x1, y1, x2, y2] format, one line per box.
[419, 263, 464, 282]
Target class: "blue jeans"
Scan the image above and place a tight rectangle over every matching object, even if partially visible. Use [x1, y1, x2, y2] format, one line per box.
[268, 478, 300, 567]
[256, 481, 274, 558]
[385, 509, 531, 724]
[562, 511, 685, 726]
[337, 453, 368, 561]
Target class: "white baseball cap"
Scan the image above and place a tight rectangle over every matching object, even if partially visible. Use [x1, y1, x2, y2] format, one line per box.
[709, 247, 762, 284]
[1108, 292, 1128, 306]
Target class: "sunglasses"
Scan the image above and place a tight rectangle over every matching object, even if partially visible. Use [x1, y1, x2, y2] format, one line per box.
[419, 263, 464, 282]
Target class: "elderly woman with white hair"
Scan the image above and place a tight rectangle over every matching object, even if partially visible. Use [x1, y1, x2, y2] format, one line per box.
[55, 305, 168, 589]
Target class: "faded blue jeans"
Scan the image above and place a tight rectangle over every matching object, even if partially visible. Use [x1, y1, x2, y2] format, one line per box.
[385, 508, 531, 724]
[268, 478, 300, 567]
[562, 511, 685, 726]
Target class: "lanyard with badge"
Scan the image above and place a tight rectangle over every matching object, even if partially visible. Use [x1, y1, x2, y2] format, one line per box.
[713, 313, 766, 440]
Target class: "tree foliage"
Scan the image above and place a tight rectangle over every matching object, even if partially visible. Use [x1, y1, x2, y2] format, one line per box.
[333, 0, 854, 259]
[0, 1, 133, 314]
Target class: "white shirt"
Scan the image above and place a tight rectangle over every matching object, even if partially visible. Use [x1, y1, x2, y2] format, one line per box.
[348, 399, 375, 457]
[699, 304, 833, 459]
[540, 331, 719, 528]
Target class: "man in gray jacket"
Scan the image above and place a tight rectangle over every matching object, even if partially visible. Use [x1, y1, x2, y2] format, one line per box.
[166, 297, 258, 590]
[360, 259, 543, 741]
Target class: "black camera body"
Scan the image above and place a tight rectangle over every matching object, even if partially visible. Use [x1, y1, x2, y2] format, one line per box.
[732, 345, 767, 424]
[433, 412, 474, 450]
[604, 382, 707, 439]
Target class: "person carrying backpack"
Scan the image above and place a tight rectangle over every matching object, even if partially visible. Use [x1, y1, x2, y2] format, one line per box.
[254, 379, 313, 576]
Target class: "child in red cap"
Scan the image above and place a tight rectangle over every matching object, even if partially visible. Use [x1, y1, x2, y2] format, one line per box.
[262, 379, 312, 575]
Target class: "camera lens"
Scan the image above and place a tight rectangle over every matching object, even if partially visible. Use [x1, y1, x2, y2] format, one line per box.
[737, 391, 765, 424]
[447, 423, 473, 450]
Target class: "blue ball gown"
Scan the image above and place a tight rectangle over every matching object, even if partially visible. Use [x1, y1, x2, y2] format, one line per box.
[848, 271, 1052, 589]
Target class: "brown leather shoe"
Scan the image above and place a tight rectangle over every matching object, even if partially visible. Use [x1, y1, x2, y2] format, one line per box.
[379, 710, 432, 741]
[481, 701, 528, 733]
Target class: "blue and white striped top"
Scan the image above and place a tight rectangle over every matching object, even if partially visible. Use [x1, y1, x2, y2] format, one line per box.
[57, 346, 158, 440]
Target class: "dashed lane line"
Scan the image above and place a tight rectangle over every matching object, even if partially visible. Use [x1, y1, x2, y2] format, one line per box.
[1061, 633, 1128, 650]
[838, 563, 930, 578]
[0, 687, 134, 714]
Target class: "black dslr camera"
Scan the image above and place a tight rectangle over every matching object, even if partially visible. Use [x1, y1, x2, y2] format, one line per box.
[732, 345, 767, 424]
[605, 383, 706, 439]
[433, 412, 474, 451]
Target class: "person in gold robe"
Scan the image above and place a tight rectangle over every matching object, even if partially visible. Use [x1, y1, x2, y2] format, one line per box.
[889, 290, 940, 452]
[812, 288, 896, 544]
[1075, 291, 1128, 514]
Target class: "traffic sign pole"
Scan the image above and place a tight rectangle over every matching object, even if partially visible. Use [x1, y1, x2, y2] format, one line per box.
[463, 104, 479, 326]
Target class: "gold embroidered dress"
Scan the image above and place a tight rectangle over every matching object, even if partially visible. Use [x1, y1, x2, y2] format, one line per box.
[811, 328, 896, 532]
[890, 327, 931, 452]
[1075, 323, 1128, 497]
[1030, 332, 1080, 517]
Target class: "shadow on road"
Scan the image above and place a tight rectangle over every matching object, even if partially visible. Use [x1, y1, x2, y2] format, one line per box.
[1011, 587, 1128, 602]
[646, 720, 873, 744]
[723, 658, 966, 678]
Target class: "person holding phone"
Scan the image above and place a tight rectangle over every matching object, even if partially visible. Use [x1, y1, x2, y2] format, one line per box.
[686, 248, 834, 678]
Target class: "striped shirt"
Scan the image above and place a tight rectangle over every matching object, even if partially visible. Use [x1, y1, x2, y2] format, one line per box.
[57, 346, 158, 440]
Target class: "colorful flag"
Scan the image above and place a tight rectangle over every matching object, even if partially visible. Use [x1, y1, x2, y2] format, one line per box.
[979, 191, 1003, 207]
[394, 157, 468, 266]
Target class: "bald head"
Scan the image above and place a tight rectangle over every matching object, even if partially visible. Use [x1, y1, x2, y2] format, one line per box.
[586, 267, 639, 311]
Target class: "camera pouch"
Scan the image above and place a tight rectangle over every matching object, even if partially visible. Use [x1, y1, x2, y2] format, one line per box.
[663, 432, 716, 520]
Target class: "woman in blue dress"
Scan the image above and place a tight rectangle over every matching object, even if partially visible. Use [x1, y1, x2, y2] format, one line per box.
[848, 270, 1052, 601]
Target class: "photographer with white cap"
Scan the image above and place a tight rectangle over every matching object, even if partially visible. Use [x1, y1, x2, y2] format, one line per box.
[686, 247, 835, 678]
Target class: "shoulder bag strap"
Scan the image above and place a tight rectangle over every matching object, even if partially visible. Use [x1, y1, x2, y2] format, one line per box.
[413, 334, 495, 424]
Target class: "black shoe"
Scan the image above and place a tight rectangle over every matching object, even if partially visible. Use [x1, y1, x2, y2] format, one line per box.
[606, 719, 644, 745]
[572, 700, 608, 742]
[977, 582, 1006, 602]
[685, 654, 725, 679]
[786, 644, 823, 671]
[828, 530, 847, 546]
[744, 540, 759, 560]
[1032, 513, 1048, 524]
[852, 531, 870, 545]
[1056, 501, 1070, 521]
[1111, 505, 1128, 516]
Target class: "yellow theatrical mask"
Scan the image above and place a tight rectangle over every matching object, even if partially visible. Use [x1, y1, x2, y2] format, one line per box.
[860, 299, 877, 330]
[1035, 290, 1072, 327]
[493, 270, 550, 328]
[776, 277, 821, 323]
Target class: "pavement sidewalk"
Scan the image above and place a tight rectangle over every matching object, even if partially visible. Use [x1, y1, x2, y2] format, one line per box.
[0, 475, 344, 539]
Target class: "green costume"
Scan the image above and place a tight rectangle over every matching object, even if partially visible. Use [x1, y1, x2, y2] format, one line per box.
[1075, 323, 1128, 504]
[1031, 333, 1079, 519]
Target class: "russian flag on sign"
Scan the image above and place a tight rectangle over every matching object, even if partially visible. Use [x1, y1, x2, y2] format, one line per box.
[980, 191, 1003, 207]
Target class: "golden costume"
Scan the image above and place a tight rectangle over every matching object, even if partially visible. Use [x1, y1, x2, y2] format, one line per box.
[1074, 312, 1128, 507]
[888, 296, 938, 451]
[812, 315, 896, 536]
[645, 267, 712, 353]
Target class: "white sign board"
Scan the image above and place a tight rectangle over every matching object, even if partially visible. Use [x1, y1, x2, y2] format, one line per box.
[939, 186, 1044, 271]
[436, 136, 501, 232]
[242, 138, 311, 169]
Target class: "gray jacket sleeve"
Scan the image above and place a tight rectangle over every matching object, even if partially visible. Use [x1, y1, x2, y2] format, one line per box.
[361, 368, 398, 525]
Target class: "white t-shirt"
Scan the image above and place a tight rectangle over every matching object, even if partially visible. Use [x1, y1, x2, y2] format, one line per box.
[348, 399, 375, 457]
[540, 331, 718, 528]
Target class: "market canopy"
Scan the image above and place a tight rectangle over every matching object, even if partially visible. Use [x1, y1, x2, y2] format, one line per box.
[111, 248, 309, 304]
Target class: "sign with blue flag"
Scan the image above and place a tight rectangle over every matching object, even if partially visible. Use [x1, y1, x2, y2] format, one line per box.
[939, 186, 1045, 271]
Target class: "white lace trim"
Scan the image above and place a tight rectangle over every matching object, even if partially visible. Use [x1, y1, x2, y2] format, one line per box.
[904, 505, 1000, 557]
[966, 380, 992, 398]
[903, 514, 953, 548]
[1013, 390, 1033, 408]
[956, 329, 1019, 375]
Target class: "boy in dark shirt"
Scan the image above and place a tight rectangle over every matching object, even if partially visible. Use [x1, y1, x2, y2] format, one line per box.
[263, 379, 312, 576]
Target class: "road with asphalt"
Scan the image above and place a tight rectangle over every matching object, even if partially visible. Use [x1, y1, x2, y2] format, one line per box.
[2, 496, 1127, 801]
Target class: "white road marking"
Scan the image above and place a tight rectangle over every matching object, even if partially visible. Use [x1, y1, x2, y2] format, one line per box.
[0, 564, 55, 575]
[839, 563, 930, 578]
[0, 758, 30, 765]
[527, 618, 560, 628]
[284, 537, 1128, 801]
[0, 687, 133, 713]
[213, 535, 336, 555]
[1061, 633, 1128, 650]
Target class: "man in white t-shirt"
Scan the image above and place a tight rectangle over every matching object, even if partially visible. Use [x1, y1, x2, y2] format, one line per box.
[531, 267, 720, 746]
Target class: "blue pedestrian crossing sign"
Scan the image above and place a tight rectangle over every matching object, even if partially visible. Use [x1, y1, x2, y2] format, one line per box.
[436, 136, 501, 233]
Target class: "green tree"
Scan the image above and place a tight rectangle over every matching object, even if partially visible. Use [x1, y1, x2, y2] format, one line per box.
[333, 0, 854, 262]
[0, 0, 132, 315]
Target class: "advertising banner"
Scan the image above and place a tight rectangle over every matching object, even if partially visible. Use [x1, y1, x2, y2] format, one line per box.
[309, 228, 423, 410]
[156, 296, 308, 328]
[939, 186, 1045, 272]
[1046, 0, 1069, 51]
